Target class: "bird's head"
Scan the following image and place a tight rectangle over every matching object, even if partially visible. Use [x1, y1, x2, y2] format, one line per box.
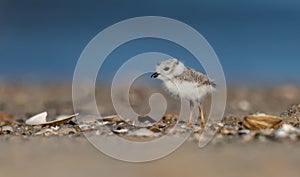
[151, 58, 185, 80]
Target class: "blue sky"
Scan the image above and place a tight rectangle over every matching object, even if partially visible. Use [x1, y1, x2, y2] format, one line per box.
[1, 0, 300, 85]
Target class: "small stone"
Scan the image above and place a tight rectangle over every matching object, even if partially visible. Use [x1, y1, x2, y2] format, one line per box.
[51, 126, 60, 131]
[193, 125, 202, 133]
[275, 129, 288, 138]
[58, 127, 77, 135]
[281, 124, 300, 134]
[112, 126, 128, 134]
[238, 129, 250, 135]
[220, 125, 238, 135]
[2, 125, 14, 133]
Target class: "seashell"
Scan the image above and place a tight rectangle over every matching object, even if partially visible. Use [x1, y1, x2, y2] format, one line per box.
[243, 113, 282, 130]
[128, 128, 160, 137]
[25, 112, 78, 126]
[44, 113, 79, 126]
[25, 112, 47, 125]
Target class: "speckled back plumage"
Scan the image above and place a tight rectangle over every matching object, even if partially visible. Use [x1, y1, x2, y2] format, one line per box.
[174, 67, 216, 88]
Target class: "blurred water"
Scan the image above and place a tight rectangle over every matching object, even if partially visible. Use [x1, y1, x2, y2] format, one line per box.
[0, 0, 300, 85]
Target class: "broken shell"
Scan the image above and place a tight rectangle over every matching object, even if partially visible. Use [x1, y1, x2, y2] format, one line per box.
[45, 113, 79, 126]
[25, 112, 47, 125]
[25, 112, 79, 126]
[35, 128, 58, 136]
[243, 113, 282, 130]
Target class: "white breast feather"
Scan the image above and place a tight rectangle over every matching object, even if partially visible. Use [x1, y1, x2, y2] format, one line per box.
[163, 80, 214, 102]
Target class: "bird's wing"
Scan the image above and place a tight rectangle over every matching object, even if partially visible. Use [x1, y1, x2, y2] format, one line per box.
[174, 68, 215, 87]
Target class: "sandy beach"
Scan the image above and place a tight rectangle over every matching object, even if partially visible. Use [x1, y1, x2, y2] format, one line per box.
[1, 83, 300, 177]
[1, 137, 300, 177]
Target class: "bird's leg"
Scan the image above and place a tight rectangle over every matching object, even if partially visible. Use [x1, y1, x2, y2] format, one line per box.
[188, 101, 194, 125]
[199, 103, 205, 129]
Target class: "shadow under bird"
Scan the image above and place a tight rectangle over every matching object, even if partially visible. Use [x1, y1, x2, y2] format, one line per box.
[151, 58, 215, 129]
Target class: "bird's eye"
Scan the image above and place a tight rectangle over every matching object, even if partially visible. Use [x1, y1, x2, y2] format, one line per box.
[164, 67, 170, 71]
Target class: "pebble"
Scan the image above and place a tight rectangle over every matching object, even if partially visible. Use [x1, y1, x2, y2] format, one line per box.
[2, 125, 14, 133]
[58, 127, 77, 135]
[1, 110, 300, 143]
[112, 127, 129, 134]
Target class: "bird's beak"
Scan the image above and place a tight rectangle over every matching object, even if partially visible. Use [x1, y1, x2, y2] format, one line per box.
[151, 72, 160, 78]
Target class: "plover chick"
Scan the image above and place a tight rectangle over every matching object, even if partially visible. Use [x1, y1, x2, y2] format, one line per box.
[151, 58, 215, 128]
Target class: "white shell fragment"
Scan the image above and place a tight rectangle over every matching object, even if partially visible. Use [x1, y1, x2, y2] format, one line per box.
[35, 128, 58, 136]
[128, 128, 160, 137]
[25, 112, 48, 125]
[45, 113, 78, 126]
[25, 112, 79, 126]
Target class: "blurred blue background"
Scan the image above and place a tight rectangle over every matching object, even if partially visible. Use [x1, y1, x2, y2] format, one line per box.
[1, 0, 300, 85]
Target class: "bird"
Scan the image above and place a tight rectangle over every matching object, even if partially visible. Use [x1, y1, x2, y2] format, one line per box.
[151, 58, 215, 129]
